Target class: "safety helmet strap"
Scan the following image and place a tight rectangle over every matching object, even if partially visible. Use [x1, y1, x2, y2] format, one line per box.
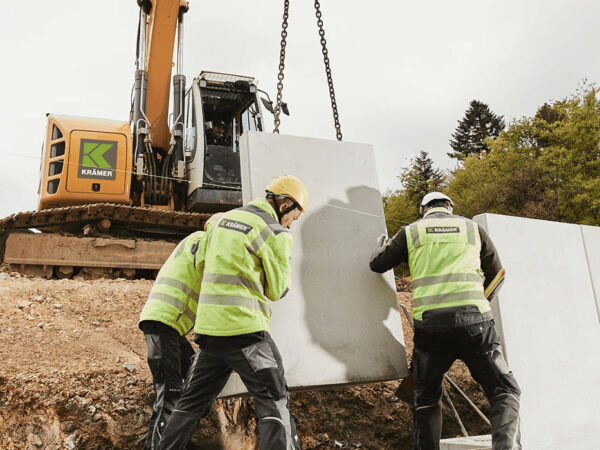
[266, 192, 300, 224]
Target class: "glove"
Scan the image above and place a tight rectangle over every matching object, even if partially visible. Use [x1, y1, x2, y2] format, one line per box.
[376, 234, 390, 247]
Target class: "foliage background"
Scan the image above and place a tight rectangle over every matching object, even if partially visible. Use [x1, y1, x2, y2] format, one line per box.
[384, 84, 600, 237]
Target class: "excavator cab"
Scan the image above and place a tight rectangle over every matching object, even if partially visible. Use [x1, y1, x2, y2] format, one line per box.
[185, 71, 264, 213]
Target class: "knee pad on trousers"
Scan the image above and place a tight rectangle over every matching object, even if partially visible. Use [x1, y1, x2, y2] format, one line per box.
[258, 418, 288, 449]
[256, 423, 300, 450]
[489, 349, 510, 375]
[164, 385, 182, 406]
[415, 402, 441, 412]
[488, 349, 521, 397]
[414, 386, 443, 410]
[242, 340, 288, 401]
[261, 368, 287, 400]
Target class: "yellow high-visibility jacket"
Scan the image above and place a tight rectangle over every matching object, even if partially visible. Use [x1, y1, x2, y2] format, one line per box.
[194, 198, 293, 336]
[406, 207, 491, 321]
[139, 230, 207, 336]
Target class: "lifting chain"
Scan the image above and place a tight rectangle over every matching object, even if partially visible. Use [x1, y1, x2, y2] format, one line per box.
[273, 0, 343, 141]
[273, 0, 290, 134]
[314, 0, 342, 140]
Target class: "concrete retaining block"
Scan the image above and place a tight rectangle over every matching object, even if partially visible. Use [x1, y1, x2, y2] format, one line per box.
[218, 132, 408, 396]
[440, 435, 491, 449]
[474, 214, 600, 449]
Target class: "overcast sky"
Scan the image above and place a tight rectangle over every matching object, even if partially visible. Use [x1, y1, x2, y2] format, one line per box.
[1, 0, 599, 218]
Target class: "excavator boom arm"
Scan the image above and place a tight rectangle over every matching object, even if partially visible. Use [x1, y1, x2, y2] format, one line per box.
[138, 0, 188, 151]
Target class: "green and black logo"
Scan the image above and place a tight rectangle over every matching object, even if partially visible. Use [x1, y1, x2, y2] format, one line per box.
[426, 226, 460, 234]
[78, 139, 118, 180]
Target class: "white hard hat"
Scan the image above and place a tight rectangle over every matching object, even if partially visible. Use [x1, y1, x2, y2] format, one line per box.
[420, 192, 454, 208]
[420, 192, 454, 216]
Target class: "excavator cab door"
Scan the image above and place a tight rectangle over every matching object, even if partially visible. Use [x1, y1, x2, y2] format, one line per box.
[185, 72, 263, 213]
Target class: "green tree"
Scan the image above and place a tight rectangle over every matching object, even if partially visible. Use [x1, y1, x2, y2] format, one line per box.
[383, 151, 445, 236]
[448, 100, 505, 160]
[447, 84, 600, 225]
[382, 190, 415, 238]
[447, 121, 555, 220]
[535, 87, 600, 224]
[400, 150, 445, 200]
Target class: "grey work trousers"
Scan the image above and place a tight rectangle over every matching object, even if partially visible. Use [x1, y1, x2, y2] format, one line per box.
[143, 323, 195, 450]
[413, 320, 521, 450]
[159, 331, 300, 450]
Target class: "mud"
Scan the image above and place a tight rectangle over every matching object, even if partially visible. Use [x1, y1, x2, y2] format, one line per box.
[0, 269, 490, 449]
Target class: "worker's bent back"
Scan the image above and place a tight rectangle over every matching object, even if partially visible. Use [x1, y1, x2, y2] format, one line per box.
[139, 230, 206, 336]
[195, 198, 293, 337]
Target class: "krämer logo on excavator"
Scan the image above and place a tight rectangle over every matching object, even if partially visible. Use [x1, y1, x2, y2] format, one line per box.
[78, 139, 118, 180]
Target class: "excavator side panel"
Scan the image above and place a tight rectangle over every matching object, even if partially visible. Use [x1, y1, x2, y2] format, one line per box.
[39, 115, 133, 210]
[66, 131, 129, 195]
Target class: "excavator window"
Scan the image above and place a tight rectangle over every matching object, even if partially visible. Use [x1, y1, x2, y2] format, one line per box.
[185, 76, 262, 212]
[50, 142, 65, 158]
[51, 125, 63, 140]
[47, 179, 60, 195]
[198, 85, 259, 190]
[240, 103, 260, 133]
[184, 88, 200, 163]
[49, 161, 64, 176]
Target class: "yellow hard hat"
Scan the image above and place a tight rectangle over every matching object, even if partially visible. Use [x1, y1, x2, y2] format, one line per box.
[204, 212, 224, 231]
[265, 175, 308, 212]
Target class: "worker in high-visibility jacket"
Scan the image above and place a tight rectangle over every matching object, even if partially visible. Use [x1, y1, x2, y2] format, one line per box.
[159, 175, 307, 450]
[370, 192, 521, 450]
[138, 213, 220, 450]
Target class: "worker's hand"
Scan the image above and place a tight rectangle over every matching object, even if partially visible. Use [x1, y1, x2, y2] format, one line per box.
[376, 234, 390, 247]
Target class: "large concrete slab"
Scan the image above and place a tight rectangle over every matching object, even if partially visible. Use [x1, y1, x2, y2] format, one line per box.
[440, 435, 491, 450]
[218, 132, 408, 396]
[474, 214, 600, 449]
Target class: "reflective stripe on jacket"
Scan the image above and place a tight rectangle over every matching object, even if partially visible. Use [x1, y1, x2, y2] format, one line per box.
[194, 198, 293, 337]
[406, 207, 490, 321]
[139, 230, 207, 336]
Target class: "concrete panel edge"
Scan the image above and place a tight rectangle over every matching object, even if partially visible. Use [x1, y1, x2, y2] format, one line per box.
[579, 225, 600, 326]
[472, 213, 507, 357]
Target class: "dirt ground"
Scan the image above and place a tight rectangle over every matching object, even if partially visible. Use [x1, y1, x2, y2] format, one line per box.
[0, 268, 490, 449]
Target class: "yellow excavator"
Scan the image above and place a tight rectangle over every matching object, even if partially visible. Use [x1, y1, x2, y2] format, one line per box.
[0, 0, 280, 278]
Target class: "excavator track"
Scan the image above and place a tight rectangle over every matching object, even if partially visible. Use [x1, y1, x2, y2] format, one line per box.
[0, 203, 211, 235]
[0, 204, 212, 279]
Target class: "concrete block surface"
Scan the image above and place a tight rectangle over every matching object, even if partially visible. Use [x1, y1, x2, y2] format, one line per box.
[474, 214, 600, 449]
[440, 434, 491, 450]
[219, 132, 408, 396]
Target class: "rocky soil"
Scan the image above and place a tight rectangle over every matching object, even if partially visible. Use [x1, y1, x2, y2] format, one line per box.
[0, 268, 490, 449]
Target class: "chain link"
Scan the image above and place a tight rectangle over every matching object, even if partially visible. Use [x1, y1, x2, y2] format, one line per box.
[273, 0, 343, 140]
[273, 0, 290, 133]
[314, 0, 342, 140]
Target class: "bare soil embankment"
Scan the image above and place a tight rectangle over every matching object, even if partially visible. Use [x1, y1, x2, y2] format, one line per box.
[0, 270, 489, 449]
